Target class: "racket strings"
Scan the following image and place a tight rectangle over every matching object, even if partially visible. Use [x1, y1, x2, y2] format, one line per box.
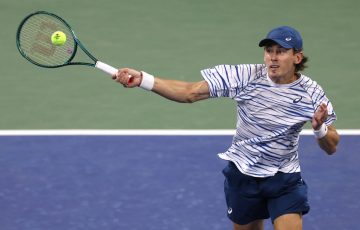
[18, 14, 75, 67]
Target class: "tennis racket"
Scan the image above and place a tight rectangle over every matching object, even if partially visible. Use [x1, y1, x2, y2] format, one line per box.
[16, 11, 130, 79]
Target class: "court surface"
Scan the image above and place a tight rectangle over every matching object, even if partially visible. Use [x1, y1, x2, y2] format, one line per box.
[0, 133, 358, 230]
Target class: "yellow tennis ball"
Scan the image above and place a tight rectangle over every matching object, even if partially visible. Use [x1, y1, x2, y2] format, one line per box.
[51, 31, 67, 46]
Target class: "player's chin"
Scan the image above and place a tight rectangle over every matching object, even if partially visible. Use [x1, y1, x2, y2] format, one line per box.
[268, 72, 286, 83]
[267, 71, 280, 79]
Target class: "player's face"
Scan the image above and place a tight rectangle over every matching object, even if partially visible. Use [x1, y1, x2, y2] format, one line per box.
[263, 44, 302, 84]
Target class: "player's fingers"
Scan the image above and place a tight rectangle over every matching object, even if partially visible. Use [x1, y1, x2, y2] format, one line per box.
[113, 68, 141, 88]
[321, 112, 328, 123]
[314, 110, 328, 128]
[313, 116, 321, 126]
[113, 75, 126, 86]
[315, 104, 327, 116]
[112, 70, 123, 81]
[113, 70, 128, 83]
[316, 111, 327, 122]
[320, 103, 328, 112]
[312, 114, 324, 130]
[319, 104, 328, 119]
[113, 68, 125, 77]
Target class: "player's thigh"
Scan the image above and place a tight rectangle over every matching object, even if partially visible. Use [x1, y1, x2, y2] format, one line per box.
[233, 219, 264, 230]
[223, 162, 269, 225]
[266, 172, 309, 222]
[273, 213, 302, 230]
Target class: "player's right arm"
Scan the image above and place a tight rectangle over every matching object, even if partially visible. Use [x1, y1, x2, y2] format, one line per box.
[112, 68, 210, 103]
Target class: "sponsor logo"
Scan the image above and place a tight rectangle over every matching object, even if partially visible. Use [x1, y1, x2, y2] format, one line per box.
[285, 37, 292, 41]
[228, 207, 233, 214]
[293, 96, 303, 103]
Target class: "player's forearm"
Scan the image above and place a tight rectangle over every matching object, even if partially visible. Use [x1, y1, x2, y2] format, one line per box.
[316, 125, 340, 155]
[152, 78, 210, 103]
[112, 68, 210, 102]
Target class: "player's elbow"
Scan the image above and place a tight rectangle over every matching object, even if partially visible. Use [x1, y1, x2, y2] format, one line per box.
[167, 92, 198, 103]
[320, 131, 340, 155]
[321, 142, 338, 155]
[183, 83, 209, 103]
[184, 92, 206, 103]
[184, 93, 199, 103]
[324, 146, 337, 155]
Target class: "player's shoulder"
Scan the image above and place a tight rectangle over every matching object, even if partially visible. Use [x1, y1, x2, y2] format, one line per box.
[212, 64, 265, 73]
[298, 74, 324, 92]
[226, 64, 266, 79]
[203, 64, 266, 83]
[298, 74, 327, 104]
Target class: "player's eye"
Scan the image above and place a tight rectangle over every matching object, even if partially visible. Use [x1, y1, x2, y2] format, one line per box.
[277, 48, 288, 54]
[265, 47, 272, 53]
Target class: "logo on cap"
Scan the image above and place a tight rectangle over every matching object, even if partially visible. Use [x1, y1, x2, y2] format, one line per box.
[285, 37, 292, 41]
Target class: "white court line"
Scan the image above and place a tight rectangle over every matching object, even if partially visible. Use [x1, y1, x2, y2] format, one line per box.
[0, 129, 359, 136]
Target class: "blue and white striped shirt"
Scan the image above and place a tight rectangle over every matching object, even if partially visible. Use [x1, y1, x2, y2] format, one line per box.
[201, 64, 336, 177]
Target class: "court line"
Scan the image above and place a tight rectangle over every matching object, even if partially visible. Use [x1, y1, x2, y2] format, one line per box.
[0, 129, 358, 136]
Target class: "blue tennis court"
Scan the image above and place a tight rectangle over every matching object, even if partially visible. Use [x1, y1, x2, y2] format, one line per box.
[0, 134, 358, 230]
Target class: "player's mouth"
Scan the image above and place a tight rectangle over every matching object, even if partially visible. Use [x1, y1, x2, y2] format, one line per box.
[269, 64, 280, 69]
[269, 65, 280, 74]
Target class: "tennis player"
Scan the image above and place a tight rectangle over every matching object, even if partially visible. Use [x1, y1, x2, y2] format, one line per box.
[113, 26, 340, 230]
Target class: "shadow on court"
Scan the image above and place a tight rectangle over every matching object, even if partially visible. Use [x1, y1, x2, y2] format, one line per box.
[0, 135, 358, 230]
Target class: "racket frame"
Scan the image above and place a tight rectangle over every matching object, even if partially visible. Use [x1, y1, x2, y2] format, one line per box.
[17, 11, 120, 76]
[16, 11, 98, 68]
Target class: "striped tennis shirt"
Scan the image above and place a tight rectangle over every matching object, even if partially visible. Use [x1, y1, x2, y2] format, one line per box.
[201, 64, 337, 177]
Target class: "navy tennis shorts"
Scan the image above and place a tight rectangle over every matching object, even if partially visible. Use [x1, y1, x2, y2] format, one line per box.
[223, 162, 310, 225]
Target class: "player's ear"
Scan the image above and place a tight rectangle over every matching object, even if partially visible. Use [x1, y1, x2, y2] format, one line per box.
[294, 50, 303, 64]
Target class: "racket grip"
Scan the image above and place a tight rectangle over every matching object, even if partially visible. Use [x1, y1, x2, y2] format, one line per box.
[95, 61, 118, 75]
[95, 61, 134, 83]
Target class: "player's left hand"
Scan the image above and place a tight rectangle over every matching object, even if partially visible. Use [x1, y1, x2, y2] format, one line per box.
[312, 103, 328, 130]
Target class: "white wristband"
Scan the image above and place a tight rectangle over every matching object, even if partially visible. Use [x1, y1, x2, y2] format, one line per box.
[313, 123, 328, 139]
[139, 71, 155, 91]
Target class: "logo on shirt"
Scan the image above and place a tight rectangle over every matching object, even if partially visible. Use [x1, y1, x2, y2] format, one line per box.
[228, 207, 233, 214]
[293, 96, 303, 103]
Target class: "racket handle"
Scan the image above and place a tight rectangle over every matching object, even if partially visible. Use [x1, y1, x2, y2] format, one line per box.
[95, 61, 134, 83]
[95, 61, 118, 75]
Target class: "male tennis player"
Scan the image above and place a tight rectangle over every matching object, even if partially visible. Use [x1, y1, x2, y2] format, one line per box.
[112, 26, 340, 230]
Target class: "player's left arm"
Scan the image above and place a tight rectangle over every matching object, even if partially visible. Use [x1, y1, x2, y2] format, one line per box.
[312, 103, 340, 155]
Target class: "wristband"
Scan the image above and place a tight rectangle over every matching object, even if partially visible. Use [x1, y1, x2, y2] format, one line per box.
[313, 123, 328, 139]
[139, 71, 155, 91]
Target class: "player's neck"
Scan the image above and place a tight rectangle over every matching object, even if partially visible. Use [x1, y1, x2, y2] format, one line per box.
[269, 72, 300, 85]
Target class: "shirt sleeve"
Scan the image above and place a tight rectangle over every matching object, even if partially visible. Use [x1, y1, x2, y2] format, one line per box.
[200, 64, 265, 98]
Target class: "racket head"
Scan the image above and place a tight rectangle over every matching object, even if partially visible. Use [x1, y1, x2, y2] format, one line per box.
[16, 11, 78, 68]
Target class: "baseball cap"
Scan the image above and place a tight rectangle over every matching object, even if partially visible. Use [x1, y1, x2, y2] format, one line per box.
[258, 26, 303, 50]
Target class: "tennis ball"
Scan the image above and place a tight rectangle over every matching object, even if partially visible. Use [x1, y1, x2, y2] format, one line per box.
[51, 31, 67, 46]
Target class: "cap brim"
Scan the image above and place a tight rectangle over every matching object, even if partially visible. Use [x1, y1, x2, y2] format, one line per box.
[258, 38, 292, 49]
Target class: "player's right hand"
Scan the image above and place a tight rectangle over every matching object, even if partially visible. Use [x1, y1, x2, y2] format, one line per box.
[112, 68, 142, 88]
